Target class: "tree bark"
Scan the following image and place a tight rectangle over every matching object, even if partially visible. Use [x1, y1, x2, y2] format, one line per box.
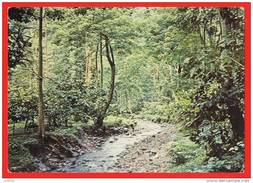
[95, 34, 115, 128]
[219, 8, 244, 141]
[218, 9, 227, 40]
[100, 35, 103, 89]
[84, 48, 92, 86]
[203, 22, 207, 47]
[84, 48, 88, 85]
[95, 43, 99, 87]
[38, 7, 45, 139]
[127, 90, 133, 114]
[228, 104, 244, 141]
[44, 10, 48, 82]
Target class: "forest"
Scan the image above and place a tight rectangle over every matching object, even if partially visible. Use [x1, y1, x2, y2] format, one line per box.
[8, 7, 245, 173]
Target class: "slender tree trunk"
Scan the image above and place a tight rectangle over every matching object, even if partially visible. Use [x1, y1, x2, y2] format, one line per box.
[100, 36, 103, 89]
[38, 7, 45, 139]
[84, 48, 92, 86]
[216, 11, 223, 48]
[88, 51, 92, 84]
[203, 22, 207, 47]
[12, 122, 16, 136]
[156, 65, 162, 96]
[218, 8, 228, 38]
[84, 49, 88, 85]
[127, 90, 133, 114]
[44, 11, 49, 82]
[198, 24, 205, 45]
[95, 43, 99, 87]
[208, 18, 213, 46]
[95, 34, 115, 128]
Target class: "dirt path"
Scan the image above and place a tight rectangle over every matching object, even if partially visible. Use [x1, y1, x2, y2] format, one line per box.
[54, 120, 177, 172]
[112, 123, 177, 172]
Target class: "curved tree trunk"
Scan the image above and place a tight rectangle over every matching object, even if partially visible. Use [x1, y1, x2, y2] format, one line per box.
[95, 34, 115, 128]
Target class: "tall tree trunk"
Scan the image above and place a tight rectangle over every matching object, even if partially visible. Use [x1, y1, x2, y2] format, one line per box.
[100, 35, 103, 89]
[218, 8, 228, 38]
[88, 51, 92, 84]
[44, 11, 48, 82]
[219, 8, 244, 141]
[127, 90, 133, 114]
[84, 48, 92, 86]
[84, 48, 88, 85]
[203, 22, 207, 47]
[95, 43, 99, 87]
[95, 34, 115, 128]
[38, 7, 45, 139]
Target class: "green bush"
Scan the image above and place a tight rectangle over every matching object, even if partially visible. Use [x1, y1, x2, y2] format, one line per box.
[138, 102, 170, 123]
[104, 115, 136, 127]
[168, 136, 207, 172]
[138, 92, 193, 124]
[168, 137, 244, 172]
[203, 141, 244, 172]
[9, 138, 38, 172]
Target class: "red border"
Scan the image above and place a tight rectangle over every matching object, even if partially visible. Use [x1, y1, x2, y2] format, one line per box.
[2, 2, 251, 178]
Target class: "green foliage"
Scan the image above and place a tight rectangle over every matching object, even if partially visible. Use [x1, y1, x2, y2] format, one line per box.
[168, 136, 207, 172]
[8, 20, 32, 70]
[9, 138, 38, 172]
[44, 82, 93, 127]
[104, 115, 136, 127]
[138, 91, 194, 124]
[8, 8, 35, 70]
[50, 120, 86, 138]
[203, 141, 244, 172]
[138, 102, 169, 123]
[8, 65, 38, 129]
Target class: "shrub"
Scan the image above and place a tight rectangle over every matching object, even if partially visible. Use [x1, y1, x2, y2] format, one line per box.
[138, 102, 170, 123]
[104, 115, 136, 127]
[9, 138, 38, 172]
[203, 141, 244, 172]
[168, 136, 207, 172]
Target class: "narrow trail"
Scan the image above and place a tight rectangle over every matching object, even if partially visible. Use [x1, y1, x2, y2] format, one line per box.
[54, 120, 177, 172]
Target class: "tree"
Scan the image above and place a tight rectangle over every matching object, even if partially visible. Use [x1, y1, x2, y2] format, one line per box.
[95, 33, 115, 128]
[38, 7, 45, 139]
[8, 8, 34, 71]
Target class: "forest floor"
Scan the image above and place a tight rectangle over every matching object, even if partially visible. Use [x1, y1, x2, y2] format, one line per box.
[9, 119, 180, 172]
[113, 122, 178, 172]
[52, 120, 178, 172]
